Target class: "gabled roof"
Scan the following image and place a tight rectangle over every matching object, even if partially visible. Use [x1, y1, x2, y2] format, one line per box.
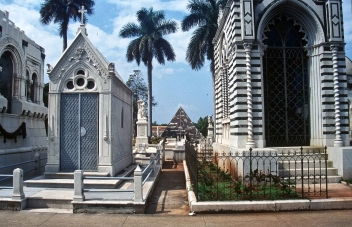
[47, 25, 123, 83]
[161, 107, 204, 142]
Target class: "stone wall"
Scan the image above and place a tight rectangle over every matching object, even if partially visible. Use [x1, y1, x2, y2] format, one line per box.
[0, 114, 47, 175]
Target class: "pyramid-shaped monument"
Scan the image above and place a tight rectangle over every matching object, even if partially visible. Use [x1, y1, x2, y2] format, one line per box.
[161, 107, 203, 142]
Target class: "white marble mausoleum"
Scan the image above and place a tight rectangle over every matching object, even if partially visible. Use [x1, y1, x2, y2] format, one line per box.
[0, 10, 47, 175]
[45, 20, 133, 176]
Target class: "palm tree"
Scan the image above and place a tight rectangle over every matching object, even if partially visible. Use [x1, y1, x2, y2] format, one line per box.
[119, 7, 177, 137]
[181, 0, 227, 74]
[39, 0, 95, 52]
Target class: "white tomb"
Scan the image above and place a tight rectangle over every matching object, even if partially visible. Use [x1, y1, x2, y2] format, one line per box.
[45, 14, 133, 176]
[0, 10, 48, 176]
[135, 99, 148, 147]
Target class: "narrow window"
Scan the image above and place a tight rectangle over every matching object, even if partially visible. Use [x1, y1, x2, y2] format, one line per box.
[121, 107, 124, 128]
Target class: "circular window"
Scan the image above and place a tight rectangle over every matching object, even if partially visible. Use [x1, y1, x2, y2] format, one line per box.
[87, 80, 95, 89]
[66, 80, 74, 90]
[77, 70, 85, 75]
[76, 77, 85, 87]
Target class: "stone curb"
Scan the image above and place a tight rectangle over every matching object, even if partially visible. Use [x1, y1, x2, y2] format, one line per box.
[183, 161, 352, 213]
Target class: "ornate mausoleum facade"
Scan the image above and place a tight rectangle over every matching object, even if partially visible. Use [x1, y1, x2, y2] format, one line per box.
[0, 10, 47, 175]
[213, 0, 349, 150]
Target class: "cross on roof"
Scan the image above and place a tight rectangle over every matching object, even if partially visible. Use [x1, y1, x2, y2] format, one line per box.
[78, 5, 87, 25]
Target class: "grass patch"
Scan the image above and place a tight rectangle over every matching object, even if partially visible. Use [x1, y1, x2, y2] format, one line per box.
[197, 161, 301, 201]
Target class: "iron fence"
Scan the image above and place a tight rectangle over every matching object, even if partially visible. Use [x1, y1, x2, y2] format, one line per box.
[185, 141, 328, 201]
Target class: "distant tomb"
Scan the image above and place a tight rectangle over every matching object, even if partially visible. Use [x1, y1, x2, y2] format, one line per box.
[135, 99, 148, 147]
[45, 14, 133, 176]
[161, 107, 203, 143]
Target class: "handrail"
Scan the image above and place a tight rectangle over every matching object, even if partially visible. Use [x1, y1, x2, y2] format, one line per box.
[142, 169, 153, 185]
[0, 159, 37, 170]
[83, 189, 134, 192]
[84, 176, 133, 180]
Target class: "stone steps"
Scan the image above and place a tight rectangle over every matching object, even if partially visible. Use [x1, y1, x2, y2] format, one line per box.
[272, 147, 341, 184]
[26, 189, 73, 209]
[24, 176, 120, 189]
[279, 160, 333, 169]
[44, 172, 110, 179]
[278, 167, 338, 176]
[282, 175, 341, 183]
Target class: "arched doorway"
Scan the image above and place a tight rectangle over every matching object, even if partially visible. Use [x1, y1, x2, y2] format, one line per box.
[0, 51, 14, 113]
[263, 16, 310, 146]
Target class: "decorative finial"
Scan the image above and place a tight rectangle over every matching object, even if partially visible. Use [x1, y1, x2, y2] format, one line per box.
[78, 5, 87, 26]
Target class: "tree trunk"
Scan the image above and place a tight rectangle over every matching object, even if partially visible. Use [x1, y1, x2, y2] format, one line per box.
[62, 14, 69, 52]
[147, 57, 153, 138]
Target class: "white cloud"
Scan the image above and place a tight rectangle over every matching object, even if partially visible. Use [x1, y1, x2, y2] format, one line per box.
[153, 67, 174, 79]
[106, 0, 189, 13]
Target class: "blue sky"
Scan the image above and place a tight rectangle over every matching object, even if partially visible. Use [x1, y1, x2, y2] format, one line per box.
[1, 0, 351, 124]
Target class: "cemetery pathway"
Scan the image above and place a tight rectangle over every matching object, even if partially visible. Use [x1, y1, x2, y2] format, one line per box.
[145, 161, 189, 215]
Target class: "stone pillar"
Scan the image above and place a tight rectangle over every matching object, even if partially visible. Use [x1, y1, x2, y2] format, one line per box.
[27, 79, 32, 102]
[34, 152, 40, 175]
[13, 74, 19, 99]
[207, 115, 214, 143]
[73, 170, 85, 202]
[134, 165, 143, 202]
[37, 82, 43, 105]
[12, 168, 25, 200]
[331, 45, 343, 147]
[244, 43, 255, 149]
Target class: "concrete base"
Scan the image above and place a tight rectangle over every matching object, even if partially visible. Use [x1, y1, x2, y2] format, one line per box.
[0, 198, 26, 211]
[183, 160, 352, 213]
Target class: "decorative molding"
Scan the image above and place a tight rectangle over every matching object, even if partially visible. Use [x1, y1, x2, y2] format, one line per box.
[49, 38, 108, 83]
[50, 115, 54, 141]
[331, 44, 343, 147]
[244, 43, 255, 148]
[242, 0, 255, 40]
[104, 114, 109, 141]
[328, 2, 342, 41]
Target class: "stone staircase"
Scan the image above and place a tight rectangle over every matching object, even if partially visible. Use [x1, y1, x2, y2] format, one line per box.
[23, 165, 137, 209]
[273, 147, 341, 183]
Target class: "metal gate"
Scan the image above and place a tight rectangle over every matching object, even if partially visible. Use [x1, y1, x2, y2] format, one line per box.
[61, 93, 98, 171]
[263, 19, 310, 146]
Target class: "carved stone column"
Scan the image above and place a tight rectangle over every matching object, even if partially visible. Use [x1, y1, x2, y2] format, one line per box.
[27, 79, 32, 102]
[245, 43, 255, 149]
[37, 83, 43, 105]
[13, 73, 19, 99]
[331, 45, 343, 147]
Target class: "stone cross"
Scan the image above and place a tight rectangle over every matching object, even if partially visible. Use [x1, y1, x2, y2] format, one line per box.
[78, 5, 87, 25]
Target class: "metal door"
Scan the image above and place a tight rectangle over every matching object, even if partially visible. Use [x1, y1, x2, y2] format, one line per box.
[263, 17, 310, 146]
[61, 93, 98, 171]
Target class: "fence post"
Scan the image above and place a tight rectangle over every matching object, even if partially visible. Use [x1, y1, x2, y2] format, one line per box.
[134, 165, 143, 202]
[150, 153, 156, 176]
[73, 170, 85, 202]
[300, 146, 304, 198]
[12, 168, 25, 200]
[34, 152, 40, 175]
[325, 146, 328, 199]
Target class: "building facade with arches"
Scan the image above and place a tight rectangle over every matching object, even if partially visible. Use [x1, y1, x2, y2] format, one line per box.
[213, 0, 349, 150]
[0, 10, 47, 175]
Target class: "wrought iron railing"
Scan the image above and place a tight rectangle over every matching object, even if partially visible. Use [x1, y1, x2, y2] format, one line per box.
[185, 142, 328, 201]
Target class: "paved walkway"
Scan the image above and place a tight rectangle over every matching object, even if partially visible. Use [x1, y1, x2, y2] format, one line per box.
[1, 210, 352, 226]
[145, 161, 189, 214]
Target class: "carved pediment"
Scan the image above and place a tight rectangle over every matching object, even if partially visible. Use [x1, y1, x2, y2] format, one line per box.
[49, 34, 108, 83]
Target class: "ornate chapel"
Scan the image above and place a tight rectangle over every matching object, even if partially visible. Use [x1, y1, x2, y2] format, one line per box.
[213, 0, 349, 150]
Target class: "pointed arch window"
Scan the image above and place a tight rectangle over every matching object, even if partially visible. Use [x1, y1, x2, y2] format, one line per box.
[0, 51, 14, 113]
